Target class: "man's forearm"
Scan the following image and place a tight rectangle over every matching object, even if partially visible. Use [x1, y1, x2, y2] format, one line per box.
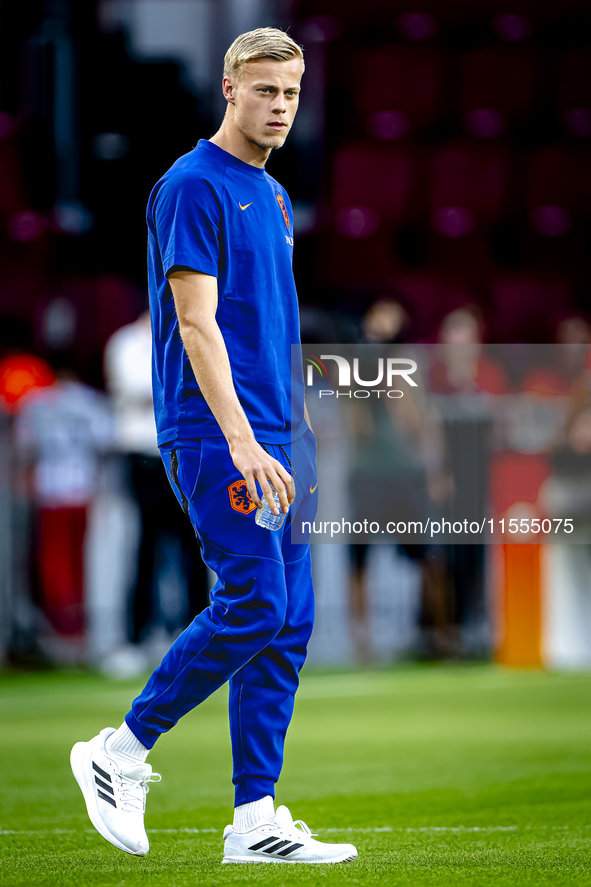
[169, 270, 293, 513]
[179, 317, 254, 448]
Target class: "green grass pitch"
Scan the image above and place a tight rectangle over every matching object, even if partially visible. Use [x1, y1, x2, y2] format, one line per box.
[0, 663, 590, 886]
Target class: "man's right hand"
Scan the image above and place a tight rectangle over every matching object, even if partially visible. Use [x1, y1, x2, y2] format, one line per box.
[229, 438, 294, 515]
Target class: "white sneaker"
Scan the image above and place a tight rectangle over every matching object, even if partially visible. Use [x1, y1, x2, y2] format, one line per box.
[222, 805, 358, 864]
[70, 727, 161, 856]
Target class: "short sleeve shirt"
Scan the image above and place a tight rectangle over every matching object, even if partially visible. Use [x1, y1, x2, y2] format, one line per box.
[147, 139, 306, 446]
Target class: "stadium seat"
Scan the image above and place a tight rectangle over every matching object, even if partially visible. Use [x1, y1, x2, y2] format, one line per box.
[428, 142, 513, 233]
[354, 46, 445, 134]
[525, 147, 585, 236]
[331, 142, 419, 225]
[492, 12, 533, 42]
[295, 1, 441, 32]
[487, 275, 572, 342]
[556, 50, 591, 138]
[295, 0, 393, 30]
[319, 228, 397, 287]
[387, 275, 456, 341]
[460, 47, 537, 135]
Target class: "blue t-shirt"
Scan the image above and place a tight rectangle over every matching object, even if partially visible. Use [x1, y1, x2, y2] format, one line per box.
[147, 139, 306, 446]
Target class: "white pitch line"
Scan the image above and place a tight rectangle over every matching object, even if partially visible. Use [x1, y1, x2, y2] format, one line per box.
[0, 828, 220, 836]
[0, 825, 588, 837]
[322, 825, 590, 834]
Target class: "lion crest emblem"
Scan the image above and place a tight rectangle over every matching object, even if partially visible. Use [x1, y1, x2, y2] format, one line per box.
[228, 479, 257, 515]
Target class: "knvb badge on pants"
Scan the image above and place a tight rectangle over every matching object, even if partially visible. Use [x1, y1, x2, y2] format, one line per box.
[228, 479, 257, 515]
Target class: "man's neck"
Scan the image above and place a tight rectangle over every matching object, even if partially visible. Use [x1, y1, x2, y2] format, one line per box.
[209, 120, 270, 169]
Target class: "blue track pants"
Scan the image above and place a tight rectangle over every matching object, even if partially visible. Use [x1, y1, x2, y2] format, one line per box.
[125, 429, 317, 805]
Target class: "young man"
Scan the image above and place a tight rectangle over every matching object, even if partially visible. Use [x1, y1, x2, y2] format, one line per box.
[70, 28, 357, 865]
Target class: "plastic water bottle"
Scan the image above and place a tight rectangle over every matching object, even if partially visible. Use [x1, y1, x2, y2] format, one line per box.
[255, 489, 287, 531]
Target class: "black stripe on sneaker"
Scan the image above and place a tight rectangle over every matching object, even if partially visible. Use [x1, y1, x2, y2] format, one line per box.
[263, 840, 291, 854]
[94, 776, 114, 795]
[277, 842, 304, 857]
[248, 836, 279, 851]
[92, 762, 112, 783]
[97, 789, 117, 808]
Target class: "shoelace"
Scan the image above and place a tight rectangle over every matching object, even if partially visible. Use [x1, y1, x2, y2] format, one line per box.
[267, 818, 318, 840]
[115, 770, 162, 814]
[292, 819, 318, 839]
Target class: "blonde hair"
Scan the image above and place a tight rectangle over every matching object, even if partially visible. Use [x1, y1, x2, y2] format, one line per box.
[223, 27, 304, 79]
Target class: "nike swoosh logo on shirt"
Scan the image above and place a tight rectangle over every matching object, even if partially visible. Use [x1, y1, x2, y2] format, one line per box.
[310, 483, 318, 494]
[239, 202, 253, 210]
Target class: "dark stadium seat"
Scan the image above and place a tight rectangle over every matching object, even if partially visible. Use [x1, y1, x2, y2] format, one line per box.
[428, 142, 513, 233]
[353, 46, 446, 134]
[460, 47, 537, 135]
[487, 274, 572, 342]
[331, 142, 420, 224]
[525, 147, 584, 236]
[556, 50, 591, 138]
[318, 228, 397, 287]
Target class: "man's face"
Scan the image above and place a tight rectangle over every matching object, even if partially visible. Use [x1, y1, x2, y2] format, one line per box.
[226, 57, 303, 152]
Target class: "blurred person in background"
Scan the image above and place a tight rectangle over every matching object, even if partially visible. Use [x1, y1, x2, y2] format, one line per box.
[360, 295, 412, 345]
[519, 312, 591, 396]
[432, 305, 507, 395]
[530, 318, 591, 669]
[556, 314, 591, 348]
[539, 401, 591, 668]
[349, 295, 448, 662]
[544, 402, 591, 539]
[104, 310, 209, 675]
[0, 316, 56, 663]
[429, 304, 506, 656]
[349, 295, 412, 661]
[14, 358, 113, 661]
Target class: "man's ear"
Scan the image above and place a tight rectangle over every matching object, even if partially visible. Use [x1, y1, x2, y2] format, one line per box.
[222, 76, 236, 105]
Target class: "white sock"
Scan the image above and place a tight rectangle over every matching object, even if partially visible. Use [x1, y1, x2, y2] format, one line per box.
[233, 795, 275, 832]
[105, 722, 149, 763]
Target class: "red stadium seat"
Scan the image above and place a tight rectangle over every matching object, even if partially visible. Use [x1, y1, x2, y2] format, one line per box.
[460, 48, 538, 135]
[428, 142, 513, 233]
[331, 142, 420, 225]
[388, 275, 453, 340]
[354, 46, 446, 134]
[319, 229, 397, 287]
[525, 148, 585, 236]
[556, 50, 591, 138]
[488, 275, 572, 342]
